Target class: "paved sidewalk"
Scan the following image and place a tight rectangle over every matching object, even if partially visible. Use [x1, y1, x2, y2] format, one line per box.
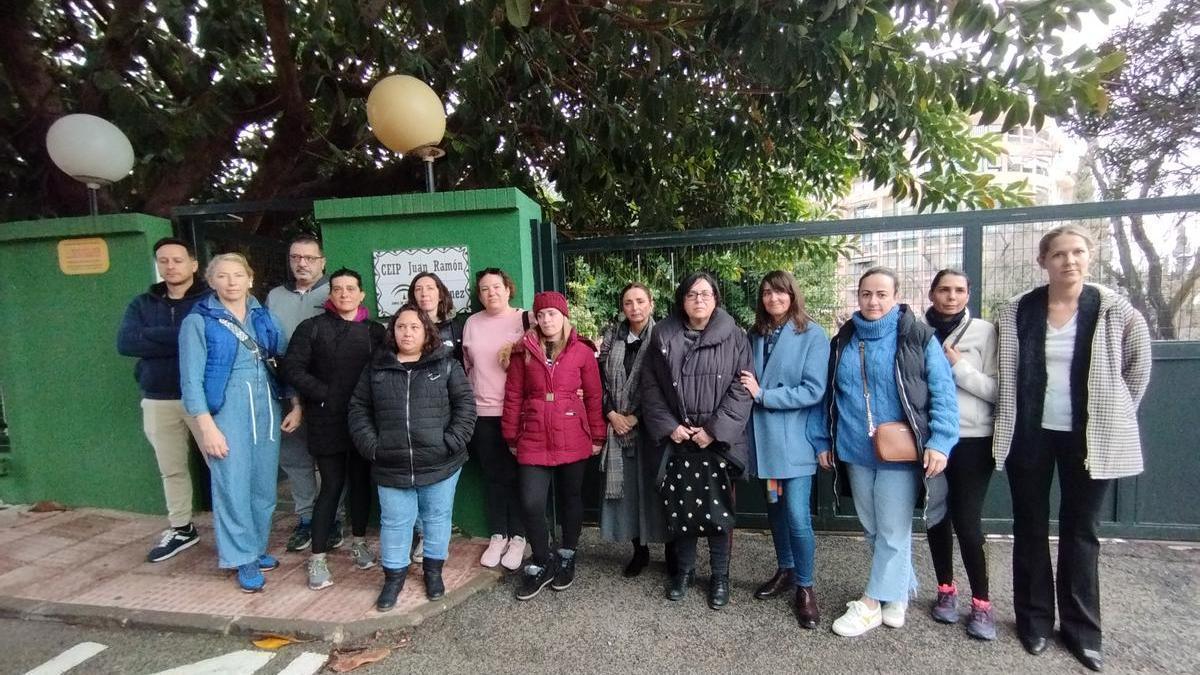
[0, 506, 499, 643]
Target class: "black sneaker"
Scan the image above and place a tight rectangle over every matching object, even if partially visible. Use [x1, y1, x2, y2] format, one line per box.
[147, 524, 199, 563]
[516, 560, 556, 601]
[286, 519, 312, 552]
[327, 520, 344, 550]
[551, 553, 576, 591]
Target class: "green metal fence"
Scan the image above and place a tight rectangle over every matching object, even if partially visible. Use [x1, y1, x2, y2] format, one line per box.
[557, 195, 1200, 541]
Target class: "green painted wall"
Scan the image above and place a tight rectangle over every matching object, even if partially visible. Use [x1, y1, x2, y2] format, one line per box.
[0, 214, 174, 512]
[315, 188, 543, 537]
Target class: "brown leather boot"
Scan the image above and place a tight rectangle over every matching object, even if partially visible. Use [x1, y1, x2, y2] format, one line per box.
[795, 585, 820, 629]
[753, 568, 794, 599]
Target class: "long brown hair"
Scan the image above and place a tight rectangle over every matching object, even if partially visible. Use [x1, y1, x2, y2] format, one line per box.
[408, 272, 454, 322]
[752, 270, 809, 335]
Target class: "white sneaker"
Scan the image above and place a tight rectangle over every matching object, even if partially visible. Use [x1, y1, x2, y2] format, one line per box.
[500, 535, 528, 571]
[882, 601, 907, 628]
[480, 534, 507, 568]
[832, 600, 883, 637]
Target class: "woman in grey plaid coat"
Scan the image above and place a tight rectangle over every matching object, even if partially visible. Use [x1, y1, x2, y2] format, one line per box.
[598, 283, 669, 577]
[993, 225, 1152, 672]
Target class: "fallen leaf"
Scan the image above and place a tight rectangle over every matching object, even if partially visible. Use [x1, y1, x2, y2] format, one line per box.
[251, 635, 298, 650]
[29, 501, 69, 512]
[328, 647, 391, 672]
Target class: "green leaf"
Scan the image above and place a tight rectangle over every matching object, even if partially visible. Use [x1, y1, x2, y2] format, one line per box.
[505, 0, 531, 28]
[1093, 51, 1125, 74]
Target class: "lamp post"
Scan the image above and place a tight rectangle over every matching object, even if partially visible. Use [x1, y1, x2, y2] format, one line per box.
[366, 75, 447, 193]
[45, 114, 135, 216]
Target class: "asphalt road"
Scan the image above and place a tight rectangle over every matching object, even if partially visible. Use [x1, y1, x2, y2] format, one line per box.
[3, 529, 1198, 674]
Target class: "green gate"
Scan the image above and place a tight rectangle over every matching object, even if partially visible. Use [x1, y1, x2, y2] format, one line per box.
[557, 195, 1200, 541]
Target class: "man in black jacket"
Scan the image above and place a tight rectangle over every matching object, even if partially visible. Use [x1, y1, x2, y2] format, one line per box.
[117, 237, 210, 562]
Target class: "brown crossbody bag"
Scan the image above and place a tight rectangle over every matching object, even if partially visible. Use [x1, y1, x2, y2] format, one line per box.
[859, 340, 919, 463]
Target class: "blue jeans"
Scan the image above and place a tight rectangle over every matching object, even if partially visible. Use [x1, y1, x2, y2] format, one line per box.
[846, 464, 920, 603]
[765, 476, 816, 586]
[377, 469, 461, 569]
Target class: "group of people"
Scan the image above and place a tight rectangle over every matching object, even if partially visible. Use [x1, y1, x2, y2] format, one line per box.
[117, 225, 1150, 672]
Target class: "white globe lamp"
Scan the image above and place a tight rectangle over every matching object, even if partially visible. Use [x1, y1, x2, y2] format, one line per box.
[46, 114, 135, 215]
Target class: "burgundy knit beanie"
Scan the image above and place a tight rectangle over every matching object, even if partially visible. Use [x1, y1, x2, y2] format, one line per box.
[533, 291, 570, 318]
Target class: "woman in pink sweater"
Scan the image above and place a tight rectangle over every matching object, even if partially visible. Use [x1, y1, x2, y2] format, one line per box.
[462, 267, 530, 569]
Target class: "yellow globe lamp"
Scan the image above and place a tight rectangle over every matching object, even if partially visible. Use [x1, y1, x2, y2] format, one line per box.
[367, 75, 447, 191]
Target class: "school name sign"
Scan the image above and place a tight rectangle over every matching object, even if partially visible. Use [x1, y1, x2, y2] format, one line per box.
[373, 246, 471, 318]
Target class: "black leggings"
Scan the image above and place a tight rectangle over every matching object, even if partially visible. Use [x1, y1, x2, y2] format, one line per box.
[518, 459, 588, 566]
[469, 417, 525, 539]
[311, 451, 372, 554]
[926, 436, 994, 600]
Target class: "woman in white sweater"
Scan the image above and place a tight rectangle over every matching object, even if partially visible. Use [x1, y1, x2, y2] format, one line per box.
[922, 269, 999, 641]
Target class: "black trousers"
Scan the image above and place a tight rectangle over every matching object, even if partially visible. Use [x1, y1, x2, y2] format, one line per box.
[673, 482, 736, 577]
[311, 451, 372, 554]
[927, 436, 995, 600]
[518, 459, 588, 566]
[469, 417, 525, 538]
[1007, 429, 1111, 649]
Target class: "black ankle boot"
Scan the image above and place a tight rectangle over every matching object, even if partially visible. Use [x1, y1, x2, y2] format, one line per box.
[708, 574, 730, 610]
[623, 544, 650, 578]
[422, 558, 445, 601]
[376, 565, 409, 612]
[666, 569, 695, 601]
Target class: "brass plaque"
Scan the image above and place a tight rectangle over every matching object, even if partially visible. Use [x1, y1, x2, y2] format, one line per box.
[57, 238, 110, 275]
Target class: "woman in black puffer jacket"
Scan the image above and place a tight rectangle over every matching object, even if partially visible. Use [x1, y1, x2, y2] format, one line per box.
[348, 303, 476, 611]
[643, 272, 753, 611]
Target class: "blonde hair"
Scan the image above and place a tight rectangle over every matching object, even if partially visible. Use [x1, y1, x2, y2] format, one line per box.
[205, 253, 254, 282]
[540, 316, 573, 361]
[1038, 226, 1096, 259]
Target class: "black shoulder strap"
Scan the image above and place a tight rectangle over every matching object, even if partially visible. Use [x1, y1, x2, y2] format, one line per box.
[521, 310, 531, 331]
[948, 317, 973, 349]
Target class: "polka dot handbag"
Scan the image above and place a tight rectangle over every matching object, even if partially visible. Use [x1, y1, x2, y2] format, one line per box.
[656, 444, 735, 538]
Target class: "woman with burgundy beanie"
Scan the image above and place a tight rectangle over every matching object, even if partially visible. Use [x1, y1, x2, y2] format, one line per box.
[501, 291, 606, 600]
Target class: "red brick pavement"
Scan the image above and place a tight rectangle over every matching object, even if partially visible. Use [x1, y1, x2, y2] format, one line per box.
[0, 507, 500, 641]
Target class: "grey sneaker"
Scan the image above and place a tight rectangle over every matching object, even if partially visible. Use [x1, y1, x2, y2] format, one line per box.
[307, 557, 333, 590]
[931, 584, 959, 623]
[350, 541, 377, 570]
[966, 600, 997, 640]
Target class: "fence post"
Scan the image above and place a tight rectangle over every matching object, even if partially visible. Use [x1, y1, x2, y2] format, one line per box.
[963, 224, 984, 317]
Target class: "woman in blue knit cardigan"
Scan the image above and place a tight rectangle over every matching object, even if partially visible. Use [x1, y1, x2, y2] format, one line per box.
[811, 266, 959, 638]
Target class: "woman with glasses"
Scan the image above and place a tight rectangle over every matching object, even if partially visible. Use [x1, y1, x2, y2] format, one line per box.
[643, 272, 753, 610]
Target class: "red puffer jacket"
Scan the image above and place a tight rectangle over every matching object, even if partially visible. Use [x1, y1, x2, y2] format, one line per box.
[501, 329, 606, 466]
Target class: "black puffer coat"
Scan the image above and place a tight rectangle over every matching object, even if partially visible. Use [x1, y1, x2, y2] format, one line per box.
[642, 308, 754, 476]
[348, 345, 477, 488]
[281, 311, 386, 456]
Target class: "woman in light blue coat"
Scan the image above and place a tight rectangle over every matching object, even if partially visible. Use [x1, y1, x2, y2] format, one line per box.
[738, 271, 829, 629]
[180, 254, 299, 593]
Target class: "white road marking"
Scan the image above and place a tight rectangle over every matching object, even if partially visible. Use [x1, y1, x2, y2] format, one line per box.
[147, 650, 276, 675]
[277, 652, 329, 675]
[24, 642, 108, 675]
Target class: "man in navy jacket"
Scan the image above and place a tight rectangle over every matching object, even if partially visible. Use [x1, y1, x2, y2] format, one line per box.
[117, 237, 210, 562]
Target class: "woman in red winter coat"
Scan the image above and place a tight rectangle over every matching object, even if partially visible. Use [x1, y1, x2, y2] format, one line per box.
[501, 291, 606, 601]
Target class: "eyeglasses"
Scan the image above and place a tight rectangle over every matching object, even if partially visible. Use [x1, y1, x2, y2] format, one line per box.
[685, 290, 714, 301]
[288, 254, 324, 263]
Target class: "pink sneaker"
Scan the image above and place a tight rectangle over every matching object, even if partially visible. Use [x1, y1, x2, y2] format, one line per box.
[500, 536, 528, 571]
[480, 534, 507, 568]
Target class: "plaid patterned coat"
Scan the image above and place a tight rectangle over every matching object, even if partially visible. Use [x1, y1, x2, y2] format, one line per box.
[993, 283, 1152, 479]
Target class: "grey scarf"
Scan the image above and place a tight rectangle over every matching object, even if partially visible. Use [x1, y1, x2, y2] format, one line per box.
[600, 317, 654, 499]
